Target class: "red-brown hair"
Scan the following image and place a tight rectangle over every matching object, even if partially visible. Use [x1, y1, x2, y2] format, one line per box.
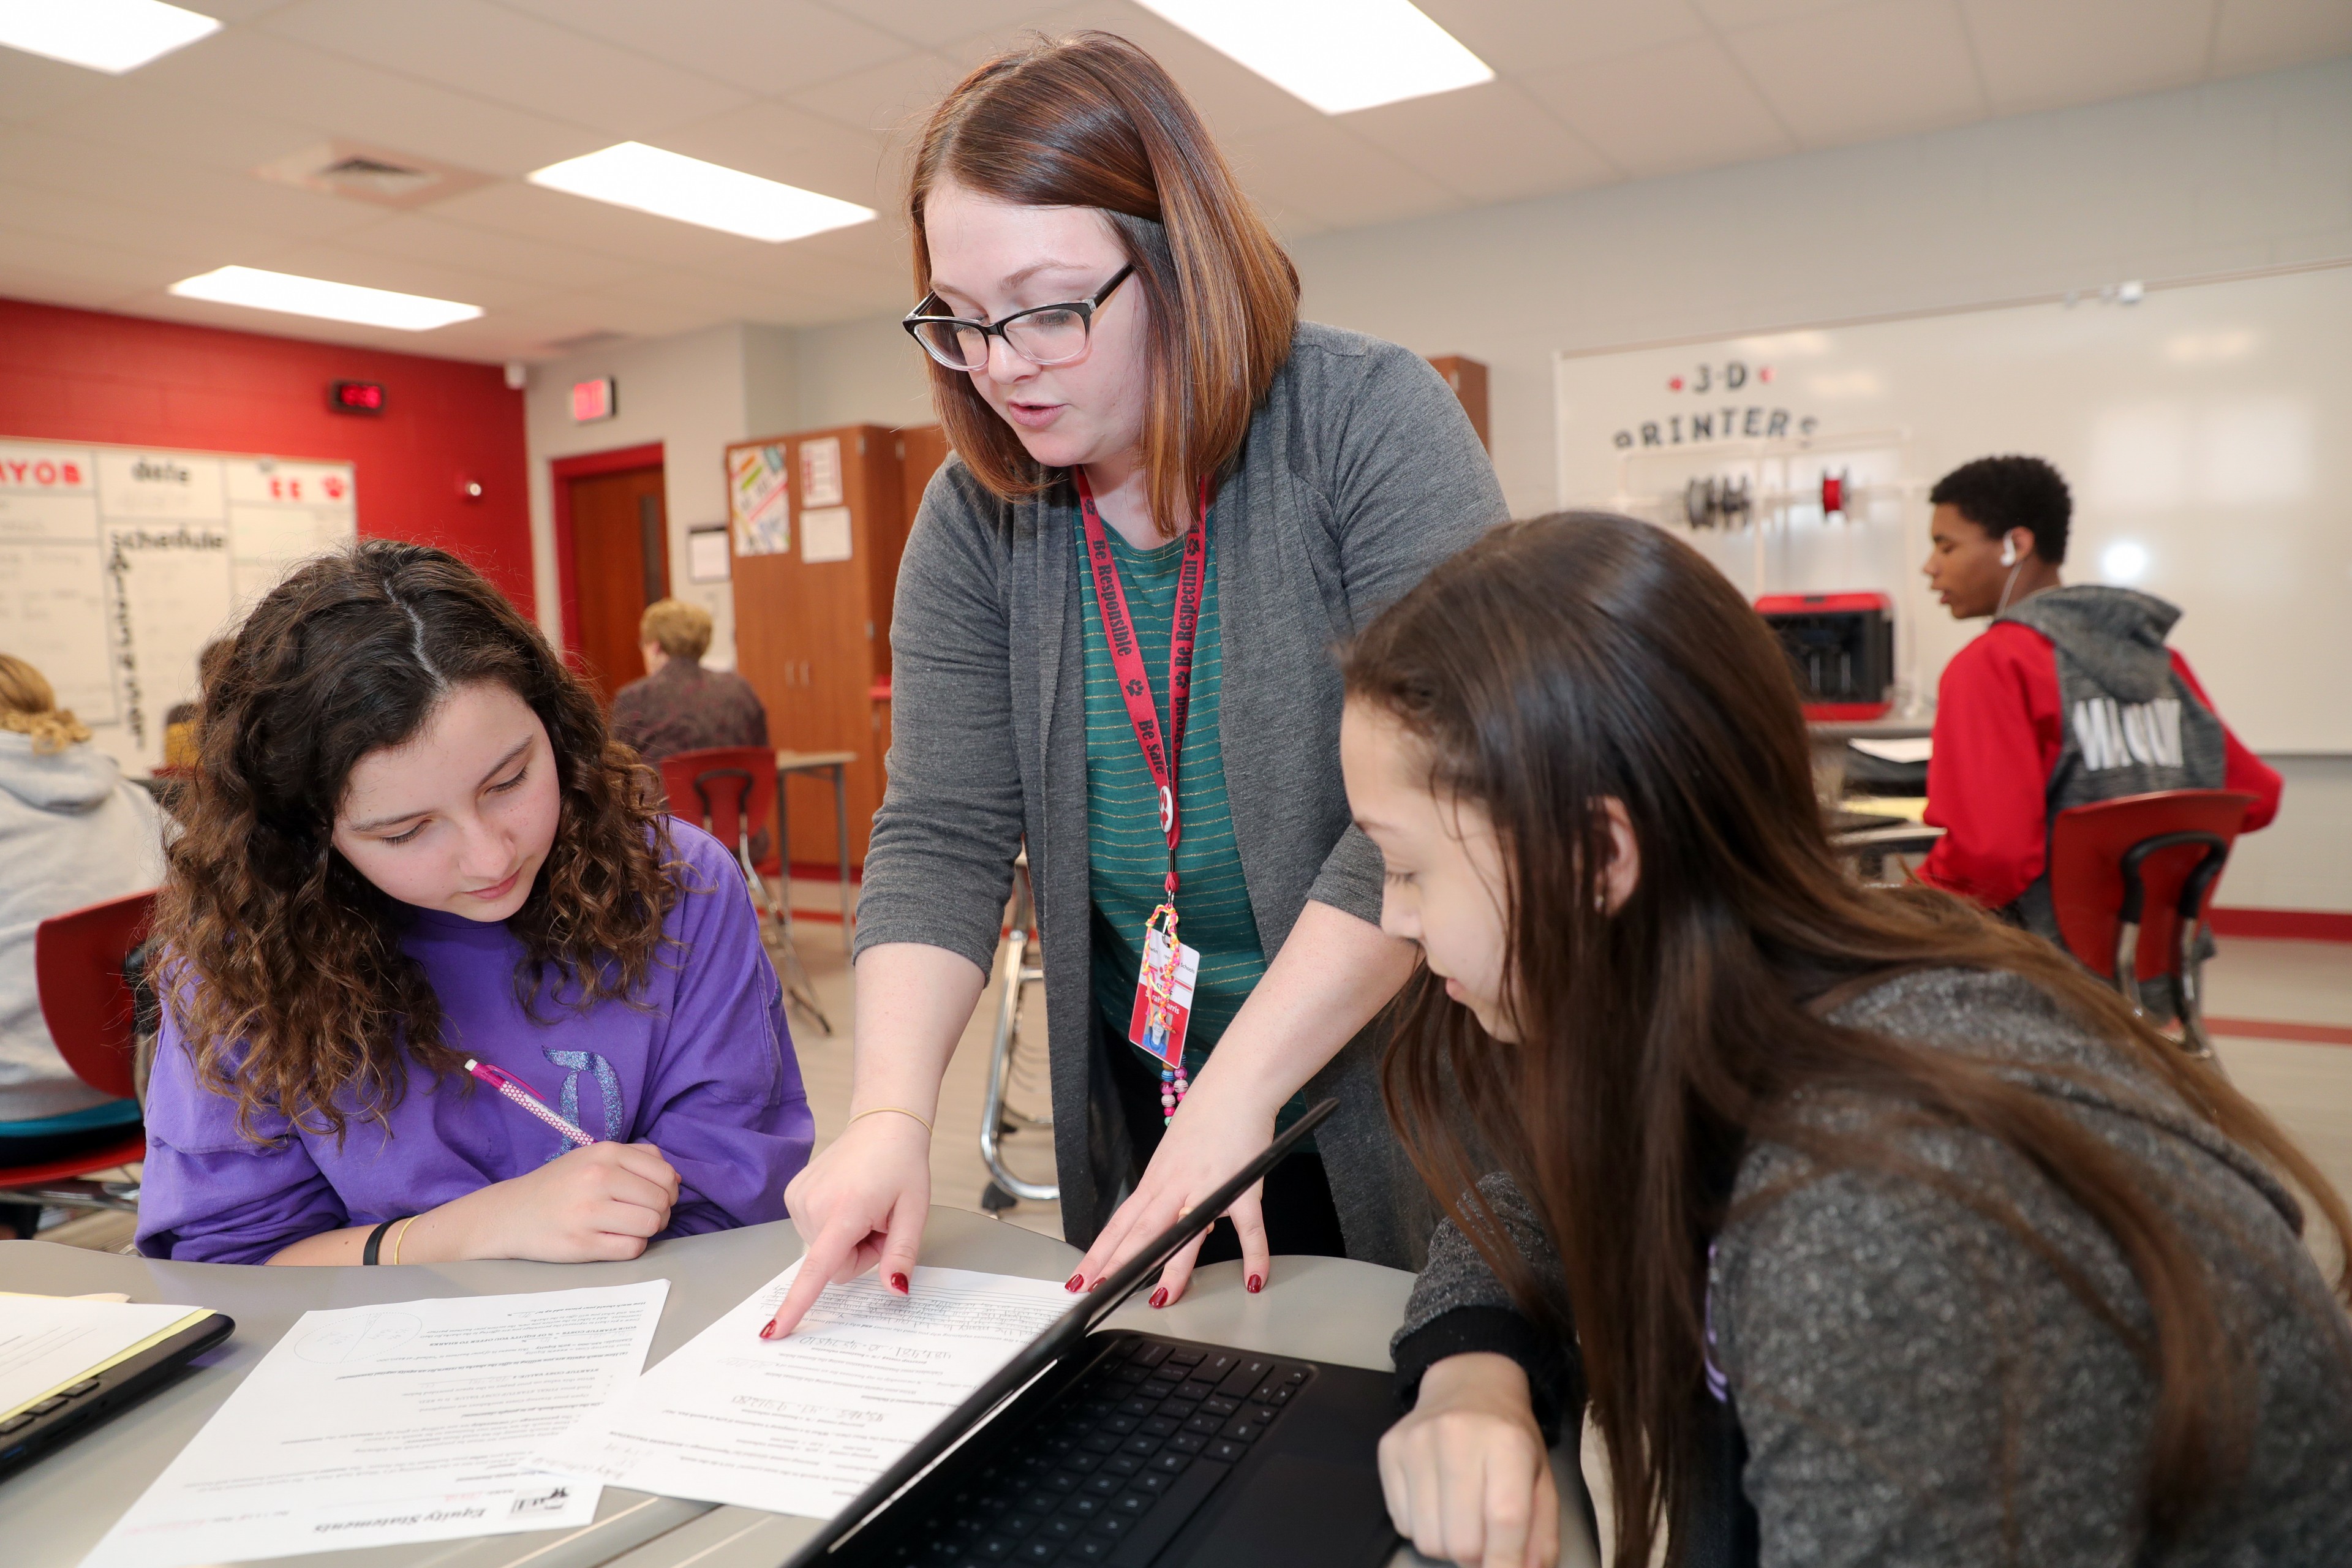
[908, 31, 1300, 538]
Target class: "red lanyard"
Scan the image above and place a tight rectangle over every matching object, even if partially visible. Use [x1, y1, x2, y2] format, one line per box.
[1074, 469, 1209, 900]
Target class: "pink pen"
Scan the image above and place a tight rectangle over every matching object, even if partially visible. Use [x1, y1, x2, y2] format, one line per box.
[466, 1058, 595, 1147]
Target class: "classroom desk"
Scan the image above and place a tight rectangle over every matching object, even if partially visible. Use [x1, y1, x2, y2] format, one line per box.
[2, 1209, 1599, 1568]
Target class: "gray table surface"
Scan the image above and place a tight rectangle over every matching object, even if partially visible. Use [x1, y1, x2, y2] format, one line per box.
[2, 1208, 1597, 1568]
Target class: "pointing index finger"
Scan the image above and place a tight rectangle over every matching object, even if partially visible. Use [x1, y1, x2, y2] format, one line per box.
[764, 1221, 861, 1338]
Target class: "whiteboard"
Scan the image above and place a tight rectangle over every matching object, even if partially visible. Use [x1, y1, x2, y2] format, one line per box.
[1554, 264, 2351, 753]
[0, 439, 356, 772]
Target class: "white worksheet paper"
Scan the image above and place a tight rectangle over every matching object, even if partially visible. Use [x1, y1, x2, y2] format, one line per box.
[0, 1296, 208, 1414]
[536, 1263, 1074, 1517]
[81, 1280, 669, 1568]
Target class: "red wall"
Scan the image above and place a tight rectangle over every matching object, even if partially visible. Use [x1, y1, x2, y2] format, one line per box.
[0, 297, 532, 612]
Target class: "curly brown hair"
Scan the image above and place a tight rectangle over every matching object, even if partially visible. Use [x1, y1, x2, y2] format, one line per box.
[156, 540, 680, 1146]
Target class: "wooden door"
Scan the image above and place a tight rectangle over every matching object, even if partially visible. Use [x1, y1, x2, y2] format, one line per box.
[566, 464, 668, 704]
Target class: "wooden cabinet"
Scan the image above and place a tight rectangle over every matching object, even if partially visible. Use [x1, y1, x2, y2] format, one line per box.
[1427, 355, 1490, 451]
[727, 424, 907, 869]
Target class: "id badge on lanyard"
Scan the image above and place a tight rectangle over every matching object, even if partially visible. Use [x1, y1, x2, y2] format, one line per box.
[1076, 469, 1210, 1124]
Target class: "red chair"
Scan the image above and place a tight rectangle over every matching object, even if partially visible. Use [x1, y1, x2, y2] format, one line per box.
[2048, 790, 2255, 1061]
[657, 747, 830, 1034]
[2, 890, 157, 1219]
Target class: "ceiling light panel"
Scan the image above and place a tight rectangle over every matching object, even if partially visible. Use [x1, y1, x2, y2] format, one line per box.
[527, 143, 876, 244]
[0, 0, 220, 74]
[1134, 0, 1494, 115]
[168, 266, 483, 330]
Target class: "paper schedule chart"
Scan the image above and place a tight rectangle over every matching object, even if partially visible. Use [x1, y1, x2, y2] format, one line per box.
[80, 1280, 667, 1568]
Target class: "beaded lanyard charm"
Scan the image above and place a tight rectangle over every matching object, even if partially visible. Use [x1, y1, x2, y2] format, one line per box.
[1140, 897, 1189, 1123]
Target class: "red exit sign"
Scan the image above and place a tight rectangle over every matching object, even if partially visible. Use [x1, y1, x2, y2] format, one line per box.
[330, 379, 386, 414]
[571, 376, 616, 423]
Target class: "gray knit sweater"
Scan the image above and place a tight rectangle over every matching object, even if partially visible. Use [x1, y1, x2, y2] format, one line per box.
[1394, 968, 2352, 1567]
[856, 322, 1505, 1259]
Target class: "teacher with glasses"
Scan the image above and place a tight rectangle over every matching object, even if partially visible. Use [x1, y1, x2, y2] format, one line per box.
[765, 32, 1503, 1336]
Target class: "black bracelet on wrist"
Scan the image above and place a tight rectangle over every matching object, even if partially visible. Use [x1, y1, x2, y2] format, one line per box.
[362, 1218, 398, 1265]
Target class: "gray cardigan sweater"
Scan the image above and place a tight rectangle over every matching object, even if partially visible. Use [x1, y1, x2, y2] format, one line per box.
[1394, 969, 2352, 1566]
[855, 322, 1506, 1261]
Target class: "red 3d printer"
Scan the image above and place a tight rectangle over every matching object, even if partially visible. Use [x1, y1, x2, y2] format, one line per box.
[1754, 592, 1895, 721]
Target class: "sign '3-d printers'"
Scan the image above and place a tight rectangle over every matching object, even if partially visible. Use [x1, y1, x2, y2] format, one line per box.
[1609, 360, 1820, 451]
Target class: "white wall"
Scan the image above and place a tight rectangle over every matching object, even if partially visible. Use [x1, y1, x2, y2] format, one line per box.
[1286, 55, 2352, 519]
[1281, 56, 2351, 913]
[790, 314, 933, 433]
[524, 323, 797, 671]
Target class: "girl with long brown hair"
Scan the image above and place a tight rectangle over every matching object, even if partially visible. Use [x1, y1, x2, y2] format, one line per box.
[1342, 514, 2352, 1566]
[135, 541, 812, 1266]
[767, 32, 1504, 1334]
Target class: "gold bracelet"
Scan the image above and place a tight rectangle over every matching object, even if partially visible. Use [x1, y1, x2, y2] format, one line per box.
[390, 1215, 418, 1266]
[846, 1106, 934, 1135]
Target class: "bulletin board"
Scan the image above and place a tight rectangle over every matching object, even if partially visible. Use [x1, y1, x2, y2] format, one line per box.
[1553, 262, 2352, 754]
[0, 439, 357, 772]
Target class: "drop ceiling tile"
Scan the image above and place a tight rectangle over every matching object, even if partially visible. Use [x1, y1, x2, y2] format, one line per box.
[1521, 35, 1797, 178]
[1725, 0, 1985, 149]
[259, 0, 750, 138]
[1417, 0, 1709, 72]
[246, 237, 541, 311]
[0, 224, 198, 290]
[0, 264, 148, 314]
[2212, 0, 2352, 75]
[1341, 81, 1618, 204]
[36, 83, 323, 176]
[1220, 118, 1466, 232]
[424, 180, 801, 269]
[0, 47, 115, 124]
[996, 1, 1325, 141]
[594, 269, 843, 326]
[653, 100, 894, 208]
[1962, 0, 2216, 115]
[132, 28, 597, 177]
[0, 179, 265, 269]
[499, 0, 916, 96]
[787, 50, 966, 140]
[354, 211, 652, 291]
[1689, 0, 1864, 26]
[0, 126, 382, 241]
[532, 288, 727, 341]
[864, 0, 1060, 50]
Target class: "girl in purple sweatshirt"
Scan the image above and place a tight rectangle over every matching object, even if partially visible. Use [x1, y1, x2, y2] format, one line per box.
[136, 541, 813, 1266]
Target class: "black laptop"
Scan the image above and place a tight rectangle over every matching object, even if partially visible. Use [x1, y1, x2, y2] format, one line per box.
[0, 1306, 235, 1480]
[781, 1099, 1400, 1568]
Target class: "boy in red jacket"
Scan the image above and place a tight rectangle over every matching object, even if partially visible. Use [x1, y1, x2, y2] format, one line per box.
[1917, 456, 2280, 961]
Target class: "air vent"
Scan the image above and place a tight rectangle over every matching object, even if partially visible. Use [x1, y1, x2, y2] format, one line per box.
[254, 141, 492, 209]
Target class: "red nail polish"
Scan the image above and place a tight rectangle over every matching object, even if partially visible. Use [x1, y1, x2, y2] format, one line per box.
[890, 1272, 910, 1295]
[1065, 1272, 1085, 1292]
[1148, 1286, 1168, 1308]
[1247, 1274, 1262, 1294]
[1087, 1279, 1104, 1292]
[759, 1322, 778, 1340]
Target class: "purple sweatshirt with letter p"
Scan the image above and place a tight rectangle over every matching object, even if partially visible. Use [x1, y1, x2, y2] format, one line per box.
[136, 824, 813, 1264]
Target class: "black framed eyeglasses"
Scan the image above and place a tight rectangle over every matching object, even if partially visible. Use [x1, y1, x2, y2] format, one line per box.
[902, 264, 1134, 372]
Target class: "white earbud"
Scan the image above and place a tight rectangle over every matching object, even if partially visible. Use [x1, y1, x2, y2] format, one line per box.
[2000, 538, 2018, 567]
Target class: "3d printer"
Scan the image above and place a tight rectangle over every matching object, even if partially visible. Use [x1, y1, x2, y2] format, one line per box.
[1755, 592, 1895, 721]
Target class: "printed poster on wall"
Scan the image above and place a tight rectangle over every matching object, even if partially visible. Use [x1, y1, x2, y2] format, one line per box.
[728, 442, 790, 556]
[0, 438, 356, 771]
[799, 435, 843, 507]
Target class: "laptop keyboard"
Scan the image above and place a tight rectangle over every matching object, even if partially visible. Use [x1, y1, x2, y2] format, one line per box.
[876, 1335, 1314, 1567]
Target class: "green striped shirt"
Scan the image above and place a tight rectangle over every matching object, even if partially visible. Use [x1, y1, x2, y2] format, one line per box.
[1081, 520, 1266, 1082]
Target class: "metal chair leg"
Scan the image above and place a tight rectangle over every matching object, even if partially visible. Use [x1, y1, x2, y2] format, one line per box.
[979, 864, 1055, 1205]
[742, 840, 831, 1036]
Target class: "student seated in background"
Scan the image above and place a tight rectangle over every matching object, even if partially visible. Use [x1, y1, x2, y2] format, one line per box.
[609, 598, 769, 766]
[135, 543, 813, 1265]
[1344, 514, 2352, 1568]
[1916, 454, 2280, 959]
[0, 655, 166, 1240]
